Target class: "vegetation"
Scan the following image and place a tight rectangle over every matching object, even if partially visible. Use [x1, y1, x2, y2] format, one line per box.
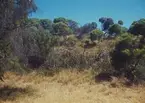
[1, 70, 145, 103]
[1, 1, 145, 103]
[129, 18, 145, 36]
[90, 29, 104, 41]
[0, 0, 145, 90]
[0, 0, 37, 80]
[1, 6, 145, 84]
[118, 20, 124, 25]
[110, 33, 145, 83]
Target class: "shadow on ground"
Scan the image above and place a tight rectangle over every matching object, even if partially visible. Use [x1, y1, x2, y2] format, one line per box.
[0, 85, 35, 101]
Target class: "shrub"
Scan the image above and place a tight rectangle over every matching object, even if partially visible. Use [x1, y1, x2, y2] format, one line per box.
[118, 20, 124, 25]
[89, 29, 104, 41]
[60, 35, 78, 47]
[53, 22, 73, 36]
[108, 24, 122, 36]
[35, 31, 58, 58]
[110, 33, 145, 83]
[129, 18, 145, 36]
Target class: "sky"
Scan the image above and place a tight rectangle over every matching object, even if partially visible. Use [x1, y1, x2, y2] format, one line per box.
[31, 0, 145, 28]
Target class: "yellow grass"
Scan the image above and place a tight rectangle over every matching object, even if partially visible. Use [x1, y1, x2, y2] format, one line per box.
[0, 69, 145, 103]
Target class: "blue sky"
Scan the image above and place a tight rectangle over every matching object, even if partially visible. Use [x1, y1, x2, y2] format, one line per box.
[32, 0, 145, 28]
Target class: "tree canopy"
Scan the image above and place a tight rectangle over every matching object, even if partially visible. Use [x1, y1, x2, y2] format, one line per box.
[99, 17, 114, 31]
[53, 22, 72, 36]
[0, 0, 37, 34]
[90, 29, 104, 41]
[129, 19, 145, 36]
[118, 20, 124, 25]
[108, 24, 122, 36]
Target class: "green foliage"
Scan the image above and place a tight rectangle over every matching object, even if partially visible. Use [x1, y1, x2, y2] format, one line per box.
[59, 35, 78, 47]
[121, 27, 128, 33]
[23, 18, 40, 28]
[118, 33, 134, 43]
[79, 22, 98, 36]
[0, 40, 11, 59]
[35, 31, 59, 58]
[108, 24, 122, 35]
[67, 19, 79, 34]
[110, 33, 145, 82]
[129, 18, 145, 36]
[53, 22, 73, 36]
[1, 3, 145, 85]
[7, 57, 27, 73]
[118, 20, 124, 25]
[0, 0, 37, 78]
[53, 17, 68, 24]
[0, 0, 37, 33]
[0, 40, 12, 79]
[89, 29, 104, 41]
[40, 19, 53, 31]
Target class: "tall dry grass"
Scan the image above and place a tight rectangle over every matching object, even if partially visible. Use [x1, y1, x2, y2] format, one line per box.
[0, 70, 145, 103]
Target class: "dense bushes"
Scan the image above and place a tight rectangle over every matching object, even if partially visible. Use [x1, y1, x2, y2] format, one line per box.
[0, 0, 37, 79]
[1, 6, 145, 85]
[35, 31, 59, 58]
[110, 33, 145, 82]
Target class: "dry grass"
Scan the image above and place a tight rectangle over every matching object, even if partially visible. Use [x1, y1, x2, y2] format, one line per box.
[0, 69, 145, 103]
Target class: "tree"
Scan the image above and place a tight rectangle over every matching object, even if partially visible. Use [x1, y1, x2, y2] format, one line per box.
[40, 19, 53, 32]
[90, 29, 104, 41]
[23, 18, 40, 28]
[67, 19, 79, 34]
[90, 22, 98, 30]
[0, 0, 37, 36]
[129, 19, 145, 36]
[53, 22, 72, 36]
[118, 20, 124, 25]
[53, 17, 68, 24]
[53, 17, 80, 34]
[35, 31, 58, 58]
[108, 24, 122, 36]
[110, 33, 145, 82]
[0, 0, 37, 80]
[79, 22, 97, 37]
[99, 17, 114, 31]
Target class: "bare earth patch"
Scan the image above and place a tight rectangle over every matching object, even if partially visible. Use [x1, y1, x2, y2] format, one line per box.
[0, 70, 145, 103]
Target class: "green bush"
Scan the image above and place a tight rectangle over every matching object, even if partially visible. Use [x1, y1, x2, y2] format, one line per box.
[118, 20, 124, 25]
[108, 24, 122, 36]
[53, 22, 73, 36]
[35, 31, 59, 58]
[89, 29, 104, 41]
[110, 33, 145, 82]
[129, 18, 145, 36]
